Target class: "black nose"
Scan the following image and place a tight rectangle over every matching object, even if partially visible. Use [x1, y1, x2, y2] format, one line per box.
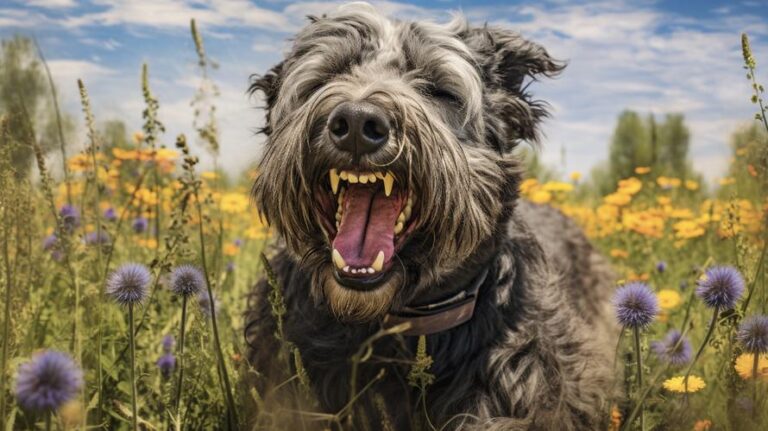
[327, 101, 390, 158]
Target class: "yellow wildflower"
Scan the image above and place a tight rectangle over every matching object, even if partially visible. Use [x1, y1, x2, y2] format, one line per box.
[719, 177, 736, 186]
[223, 243, 239, 256]
[604, 192, 631, 206]
[685, 180, 699, 191]
[201, 171, 219, 180]
[529, 190, 552, 204]
[657, 196, 671, 206]
[662, 375, 706, 393]
[519, 178, 539, 195]
[542, 181, 574, 193]
[569, 171, 582, 182]
[618, 177, 642, 195]
[634, 166, 651, 175]
[220, 193, 250, 213]
[657, 289, 681, 310]
[610, 249, 629, 259]
[734, 353, 768, 381]
[132, 131, 145, 145]
[693, 420, 712, 431]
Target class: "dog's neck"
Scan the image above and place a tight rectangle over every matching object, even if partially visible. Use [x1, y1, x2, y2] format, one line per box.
[383, 237, 498, 336]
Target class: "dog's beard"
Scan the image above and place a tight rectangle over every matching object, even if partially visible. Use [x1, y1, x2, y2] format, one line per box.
[318, 265, 403, 322]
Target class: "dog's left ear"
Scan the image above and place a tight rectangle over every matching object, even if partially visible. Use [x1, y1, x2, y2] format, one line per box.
[461, 25, 565, 145]
[249, 61, 285, 136]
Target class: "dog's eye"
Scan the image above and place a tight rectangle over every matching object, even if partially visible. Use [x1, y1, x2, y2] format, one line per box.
[426, 86, 461, 105]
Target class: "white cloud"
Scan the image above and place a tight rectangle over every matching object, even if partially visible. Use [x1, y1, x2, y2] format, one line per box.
[23, 0, 75, 9]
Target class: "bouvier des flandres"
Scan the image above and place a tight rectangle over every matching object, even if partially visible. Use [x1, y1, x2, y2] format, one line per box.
[246, 3, 616, 430]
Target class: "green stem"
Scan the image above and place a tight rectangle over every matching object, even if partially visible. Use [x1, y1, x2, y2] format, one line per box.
[174, 296, 188, 417]
[129, 304, 139, 431]
[633, 327, 645, 431]
[45, 411, 52, 431]
[684, 306, 720, 395]
[1, 213, 12, 431]
[195, 189, 238, 429]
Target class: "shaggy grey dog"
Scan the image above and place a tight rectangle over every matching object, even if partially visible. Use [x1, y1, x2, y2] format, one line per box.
[245, 3, 616, 430]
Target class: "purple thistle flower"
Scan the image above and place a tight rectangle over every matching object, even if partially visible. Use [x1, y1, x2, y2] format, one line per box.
[59, 205, 80, 233]
[656, 261, 667, 273]
[85, 231, 110, 246]
[162, 335, 175, 353]
[226, 261, 235, 273]
[234, 238, 243, 247]
[106, 263, 151, 306]
[737, 315, 768, 355]
[612, 282, 659, 328]
[42, 234, 63, 262]
[651, 330, 692, 366]
[131, 217, 148, 234]
[104, 207, 117, 222]
[696, 266, 745, 310]
[156, 353, 176, 378]
[14, 350, 83, 412]
[197, 289, 220, 318]
[169, 265, 206, 297]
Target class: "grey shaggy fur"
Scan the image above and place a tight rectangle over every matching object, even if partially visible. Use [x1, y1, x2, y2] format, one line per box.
[245, 3, 616, 430]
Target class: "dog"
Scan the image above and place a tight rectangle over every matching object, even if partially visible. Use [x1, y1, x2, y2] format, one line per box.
[245, 3, 616, 430]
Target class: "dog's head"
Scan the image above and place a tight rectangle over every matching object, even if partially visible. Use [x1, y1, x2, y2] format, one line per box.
[251, 3, 563, 321]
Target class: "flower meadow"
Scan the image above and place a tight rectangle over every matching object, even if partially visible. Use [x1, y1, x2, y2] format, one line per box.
[0, 23, 767, 431]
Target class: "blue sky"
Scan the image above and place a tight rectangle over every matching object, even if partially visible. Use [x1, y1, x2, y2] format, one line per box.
[2, 0, 766, 182]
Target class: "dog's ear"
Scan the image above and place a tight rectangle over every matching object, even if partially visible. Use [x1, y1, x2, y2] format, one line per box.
[462, 26, 564, 147]
[249, 61, 285, 136]
[463, 26, 564, 94]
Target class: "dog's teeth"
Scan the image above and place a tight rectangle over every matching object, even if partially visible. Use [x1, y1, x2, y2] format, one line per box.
[340, 170, 349, 180]
[383, 172, 394, 196]
[367, 267, 375, 274]
[335, 213, 342, 221]
[329, 169, 340, 194]
[397, 212, 405, 224]
[371, 250, 384, 272]
[343, 265, 350, 272]
[332, 249, 347, 270]
[348, 173, 359, 183]
[368, 174, 377, 183]
[394, 222, 404, 234]
[404, 205, 412, 220]
[375, 172, 385, 179]
[359, 173, 369, 184]
[351, 268, 358, 274]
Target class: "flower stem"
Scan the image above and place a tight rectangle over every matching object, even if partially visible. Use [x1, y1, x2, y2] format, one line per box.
[129, 304, 139, 431]
[684, 306, 719, 395]
[174, 296, 188, 417]
[633, 327, 645, 431]
[45, 411, 52, 431]
[194, 189, 238, 429]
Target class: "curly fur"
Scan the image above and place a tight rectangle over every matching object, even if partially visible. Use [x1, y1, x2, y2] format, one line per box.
[245, 3, 616, 429]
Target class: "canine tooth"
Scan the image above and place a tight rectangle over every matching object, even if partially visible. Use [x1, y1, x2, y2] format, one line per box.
[394, 222, 403, 234]
[359, 173, 369, 184]
[332, 249, 346, 270]
[375, 172, 385, 179]
[329, 169, 340, 194]
[368, 174, 377, 183]
[371, 250, 385, 272]
[397, 212, 405, 223]
[343, 266, 350, 272]
[383, 172, 394, 196]
[367, 267, 375, 274]
[348, 173, 359, 183]
[404, 206, 412, 220]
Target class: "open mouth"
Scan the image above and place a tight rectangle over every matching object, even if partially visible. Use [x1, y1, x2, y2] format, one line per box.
[317, 169, 417, 290]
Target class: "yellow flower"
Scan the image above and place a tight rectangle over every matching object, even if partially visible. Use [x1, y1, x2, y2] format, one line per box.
[693, 419, 712, 431]
[529, 190, 552, 204]
[569, 171, 582, 182]
[132, 131, 145, 145]
[542, 181, 574, 193]
[685, 180, 699, 191]
[223, 243, 239, 256]
[608, 405, 621, 431]
[220, 193, 250, 213]
[136, 238, 158, 249]
[719, 177, 736, 186]
[618, 177, 642, 195]
[604, 192, 631, 206]
[734, 353, 768, 381]
[657, 196, 672, 206]
[662, 375, 706, 393]
[519, 178, 539, 195]
[610, 249, 629, 259]
[657, 289, 681, 310]
[634, 166, 651, 175]
[201, 171, 219, 180]
[673, 220, 705, 239]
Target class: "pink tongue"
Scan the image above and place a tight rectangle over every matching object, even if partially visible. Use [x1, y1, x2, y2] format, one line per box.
[333, 185, 402, 268]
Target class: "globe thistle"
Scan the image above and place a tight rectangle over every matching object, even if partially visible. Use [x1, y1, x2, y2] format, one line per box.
[85, 231, 110, 246]
[42, 234, 63, 262]
[131, 217, 148, 234]
[106, 263, 151, 306]
[14, 350, 83, 412]
[656, 261, 667, 273]
[104, 207, 117, 222]
[169, 265, 206, 297]
[696, 266, 745, 310]
[59, 205, 80, 233]
[162, 334, 175, 353]
[737, 315, 768, 355]
[613, 282, 659, 328]
[157, 354, 176, 378]
[651, 330, 693, 366]
[198, 289, 220, 318]
[226, 261, 235, 273]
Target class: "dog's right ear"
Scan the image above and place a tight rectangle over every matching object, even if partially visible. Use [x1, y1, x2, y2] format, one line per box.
[249, 61, 285, 136]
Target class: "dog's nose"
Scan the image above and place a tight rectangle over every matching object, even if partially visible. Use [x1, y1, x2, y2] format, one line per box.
[327, 101, 389, 157]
